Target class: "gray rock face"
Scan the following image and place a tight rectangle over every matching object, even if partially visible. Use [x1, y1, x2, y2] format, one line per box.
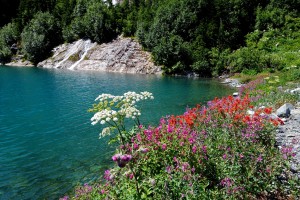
[275, 101, 300, 177]
[37, 36, 162, 74]
[291, 88, 300, 94]
[276, 103, 295, 117]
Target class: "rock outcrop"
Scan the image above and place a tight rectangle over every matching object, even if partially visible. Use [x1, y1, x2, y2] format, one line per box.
[276, 101, 300, 178]
[37, 36, 162, 74]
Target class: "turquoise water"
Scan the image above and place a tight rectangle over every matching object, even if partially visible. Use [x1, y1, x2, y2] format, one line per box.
[0, 66, 234, 199]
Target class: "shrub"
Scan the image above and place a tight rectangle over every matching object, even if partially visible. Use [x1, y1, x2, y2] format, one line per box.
[68, 85, 299, 199]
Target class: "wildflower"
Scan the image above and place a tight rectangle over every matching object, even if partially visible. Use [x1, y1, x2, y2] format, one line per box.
[162, 144, 167, 150]
[202, 145, 207, 154]
[128, 173, 134, 179]
[192, 145, 197, 153]
[99, 127, 112, 139]
[220, 177, 233, 187]
[60, 196, 69, 200]
[112, 154, 121, 161]
[257, 155, 263, 162]
[112, 154, 132, 168]
[104, 170, 113, 181]
[222, 154, 227, 160]
[140, 147, 149, 153]
[166, 166, 172, 173]
[133, 143, 139, 150]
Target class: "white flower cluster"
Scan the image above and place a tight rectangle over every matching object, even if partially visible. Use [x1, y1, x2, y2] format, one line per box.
[91, 91, 154, 125]
[119, 106, 141, 119]
[99, 127, 112, 139]
[95, 93, 116, 102]
[91, 109, 118, 125]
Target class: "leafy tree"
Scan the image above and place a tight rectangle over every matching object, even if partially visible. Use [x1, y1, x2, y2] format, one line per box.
[21, 12, 61, 64]
[63, 0, 117, 43]
[0, 22, 20, 63]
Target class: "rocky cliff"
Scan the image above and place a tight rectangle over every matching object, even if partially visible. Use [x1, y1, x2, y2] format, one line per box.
[37, 36, 162, 74]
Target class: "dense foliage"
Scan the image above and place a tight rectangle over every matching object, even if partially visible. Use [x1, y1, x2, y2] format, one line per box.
[0, 0, 300, 75]
[64, 76, 299, 199]
[21, 12, 61, 64]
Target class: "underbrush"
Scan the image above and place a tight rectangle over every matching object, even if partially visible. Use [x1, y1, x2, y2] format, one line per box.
[62, 79, 299, 200]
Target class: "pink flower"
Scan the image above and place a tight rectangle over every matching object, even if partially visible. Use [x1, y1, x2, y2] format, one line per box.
[192, 146, 197, 153]
[220, 177, 233, 187]
[112, 154, 121, 161]
[112, 154, 132, 168]
[129, 173, 134, 179]
[202, 145, 207, 154]
[257, 155, 262, 162]
[104, 170, 113, 181]
[133, 143, 139, 150]
[140, 147, 149, 153]
[166, 166, 172, 173]
[161, 144, 167, 150]
[222, 154, 227, 159]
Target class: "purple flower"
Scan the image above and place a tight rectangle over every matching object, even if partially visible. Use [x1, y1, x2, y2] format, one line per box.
[202, 145, 207, 154]
[112, 154, 121, 161]
[220, 177, 233, 187]
[112, 154, 132, 168]
[161, 144, 167, 150]
[120, 154, 132, 162]
[257, 155, 262, 162]
[140, 147, 149, 153]
[166, 166, 172, 173]
[192, 146, 197, 153]
[104, 170, 113, 181]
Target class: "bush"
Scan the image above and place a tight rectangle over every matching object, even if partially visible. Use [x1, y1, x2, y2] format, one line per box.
[21, 12, 61, 64]
[69, 87, 299, 199]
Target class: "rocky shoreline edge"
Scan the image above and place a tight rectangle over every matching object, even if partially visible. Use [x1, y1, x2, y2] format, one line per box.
[276, 102, 300, 179]
[222, 77, 300, 180]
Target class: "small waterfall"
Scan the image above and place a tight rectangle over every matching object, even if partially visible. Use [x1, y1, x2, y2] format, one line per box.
[69, 40, 94, 70]
[54, 40, 83, 69]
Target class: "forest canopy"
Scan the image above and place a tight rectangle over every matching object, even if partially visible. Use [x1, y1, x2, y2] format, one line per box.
[1, 0, 300, 76]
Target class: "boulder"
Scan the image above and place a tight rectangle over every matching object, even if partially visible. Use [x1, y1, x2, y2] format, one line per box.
[233, 92, 239, 97]
[276, 103, 294, 118]
[291, 88, 300, 94]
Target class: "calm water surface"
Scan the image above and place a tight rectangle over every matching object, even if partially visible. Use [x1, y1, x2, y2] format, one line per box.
[0, 66, 234, 199]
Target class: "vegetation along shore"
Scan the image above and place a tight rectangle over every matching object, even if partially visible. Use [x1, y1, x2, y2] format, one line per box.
[1, 0, 300, 199]
[58, 72, 300, 199]
[0, 0, 300, 77]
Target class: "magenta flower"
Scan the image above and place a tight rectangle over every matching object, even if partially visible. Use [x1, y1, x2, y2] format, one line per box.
[140, 147, 149, 153]
[257, 155, 262, 162]
[104, 170, 113, 181]
[192, 145, 197, 153]
[161, 144, 167, 150]
[112, 154, 121, 161]
[222, 154, 227, 160]
[112, 154, 132, 168]
[220, 177, 233, 187]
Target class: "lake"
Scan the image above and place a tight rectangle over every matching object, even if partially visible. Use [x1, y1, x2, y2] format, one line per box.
[0, 66, 234, 199]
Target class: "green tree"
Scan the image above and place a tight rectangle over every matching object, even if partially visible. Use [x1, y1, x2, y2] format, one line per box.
[21, 12, 61, 64]
[0, 22, 20, 63]
[63, 0, 117, 43]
